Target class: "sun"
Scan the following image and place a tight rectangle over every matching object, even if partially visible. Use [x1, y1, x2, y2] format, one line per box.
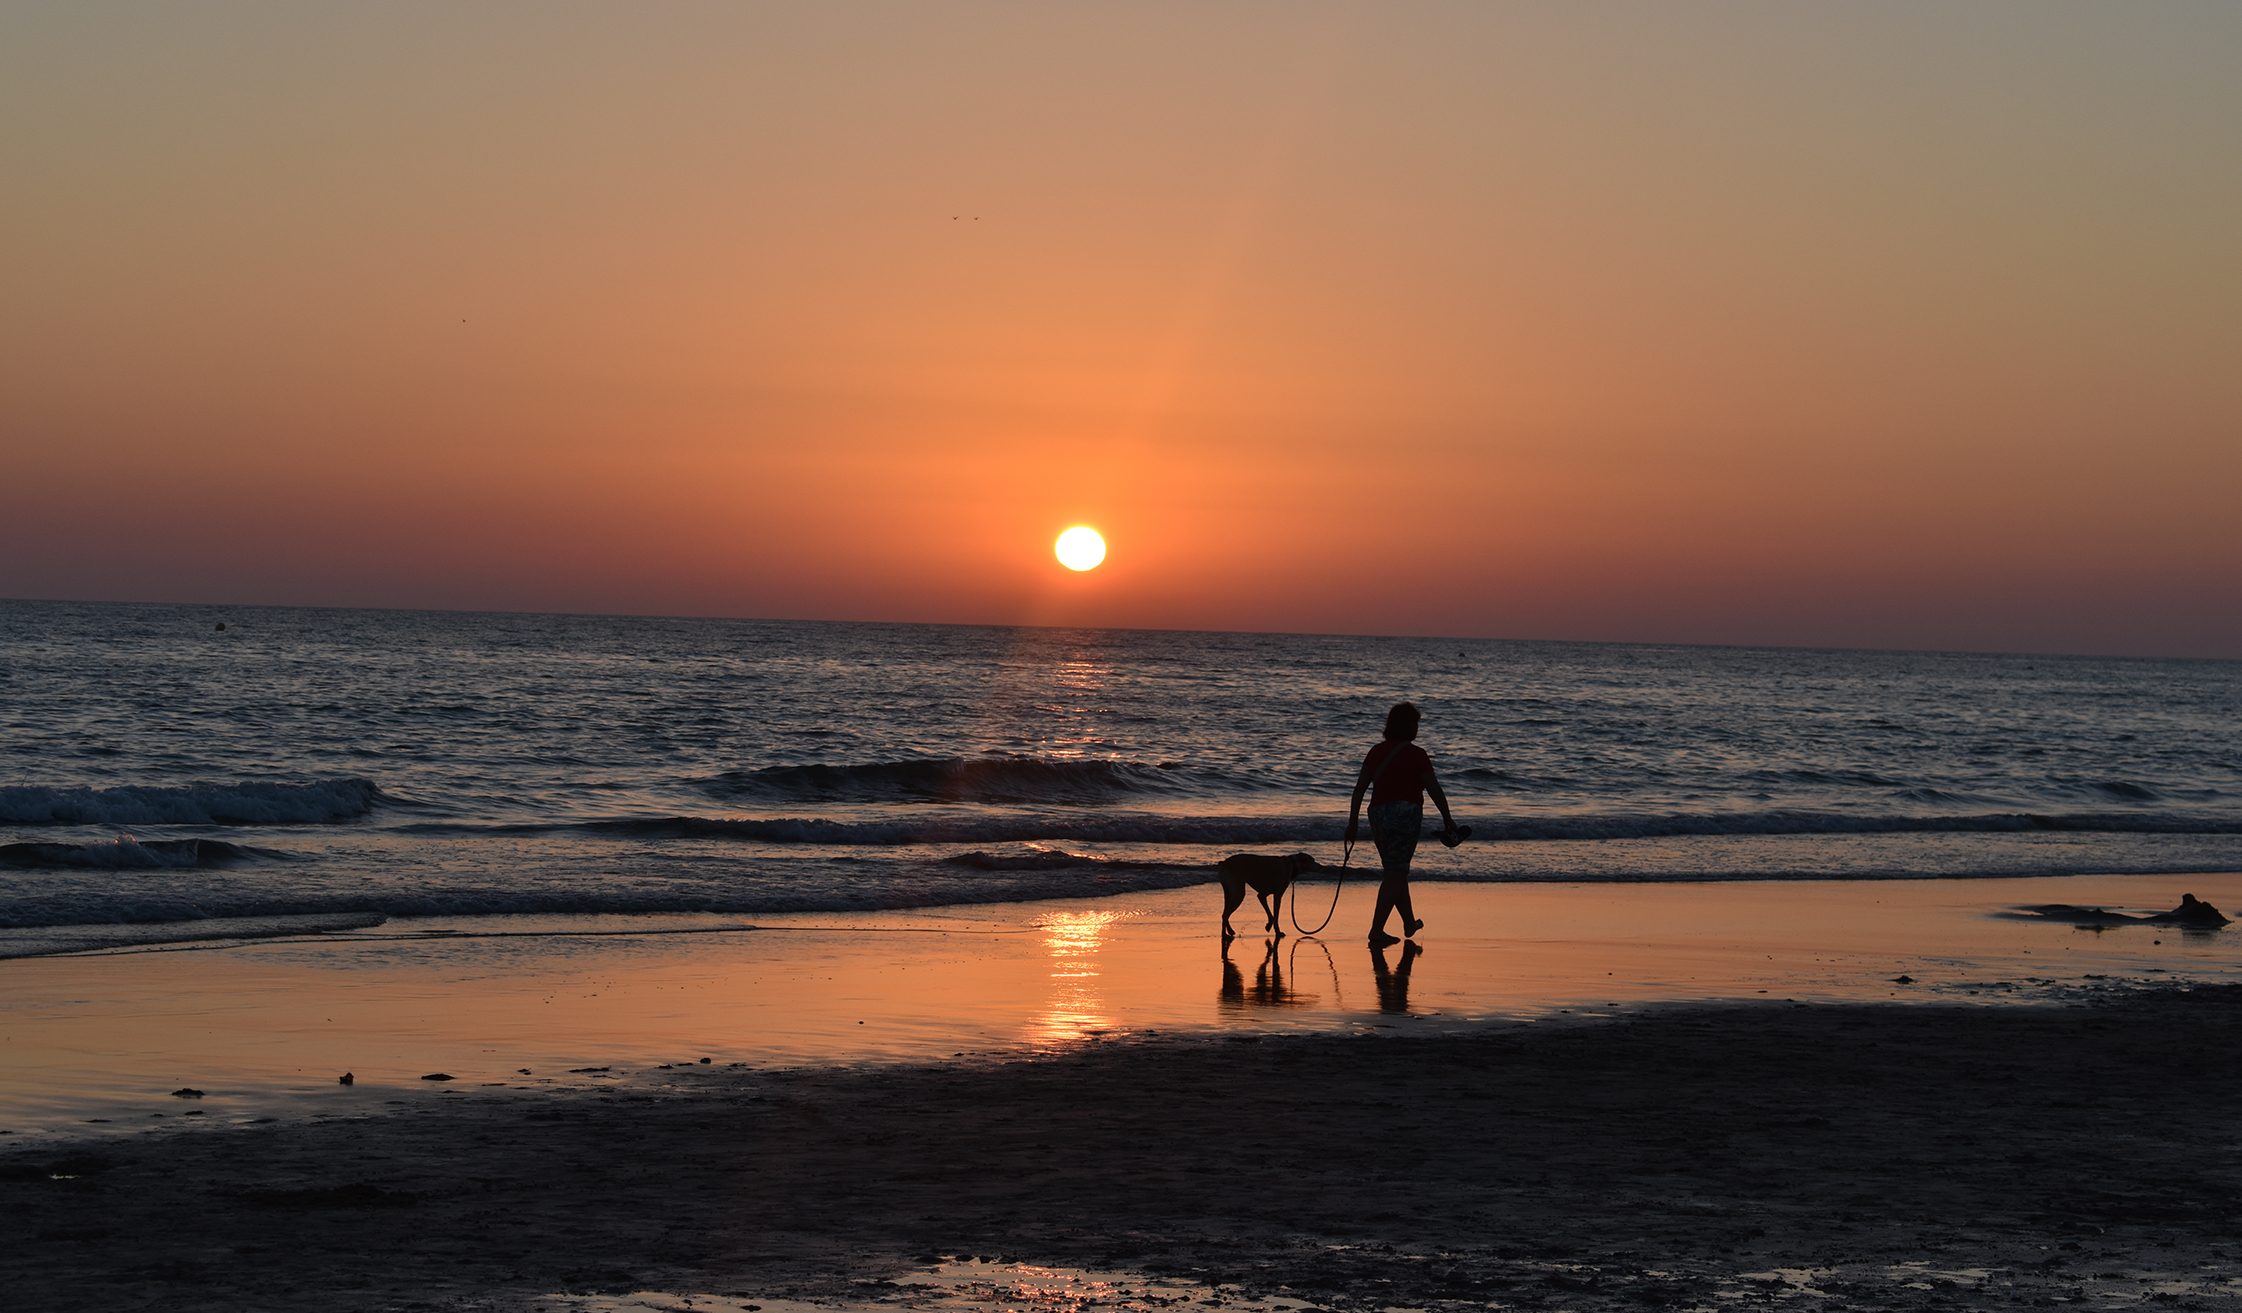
[1054, 526, 1106, 571]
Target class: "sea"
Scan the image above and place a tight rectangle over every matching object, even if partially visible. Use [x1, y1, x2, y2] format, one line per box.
[2, 599, 2238, 953]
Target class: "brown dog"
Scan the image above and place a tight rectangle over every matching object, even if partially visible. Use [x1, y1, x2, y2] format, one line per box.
[1218, 851, 1323, 938]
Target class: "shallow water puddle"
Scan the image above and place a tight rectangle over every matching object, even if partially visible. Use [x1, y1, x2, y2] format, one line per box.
[541, 1261, 1327, 1313]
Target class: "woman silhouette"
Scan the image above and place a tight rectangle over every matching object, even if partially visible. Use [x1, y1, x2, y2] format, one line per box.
[1345, 701, 1459, 946]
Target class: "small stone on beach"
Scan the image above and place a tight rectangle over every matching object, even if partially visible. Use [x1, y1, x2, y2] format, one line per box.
[420, 1073, 454, 1082]
[171, 1088, 204, 1098]
[338, 1072, 353, 1085]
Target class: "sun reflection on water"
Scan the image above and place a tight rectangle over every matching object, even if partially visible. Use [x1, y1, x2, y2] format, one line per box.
[1027, 909, 1126, 1045]
[1044, 653, 1115, 754]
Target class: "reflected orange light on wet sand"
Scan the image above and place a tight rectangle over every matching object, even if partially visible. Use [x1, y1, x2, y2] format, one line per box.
[9, 875, 2241, 1131]
[1027, 909, 1126, 1045]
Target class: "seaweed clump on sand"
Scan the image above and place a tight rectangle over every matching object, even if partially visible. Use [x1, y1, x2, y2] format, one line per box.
[2017, 893, 2230, 927]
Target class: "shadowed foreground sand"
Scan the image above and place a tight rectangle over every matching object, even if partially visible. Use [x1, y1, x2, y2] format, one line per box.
[6, 985, 2239, 1311]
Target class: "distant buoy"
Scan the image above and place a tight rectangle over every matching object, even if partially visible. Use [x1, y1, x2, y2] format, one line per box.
[214, 622, 226, 631]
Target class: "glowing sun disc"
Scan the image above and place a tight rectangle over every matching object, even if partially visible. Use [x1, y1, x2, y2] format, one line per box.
[1055, 526, 1106, 571]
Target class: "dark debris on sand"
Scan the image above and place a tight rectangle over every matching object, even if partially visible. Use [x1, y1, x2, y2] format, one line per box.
[4, 985, 2240, 1311]
[2012, 892, 2232, 927]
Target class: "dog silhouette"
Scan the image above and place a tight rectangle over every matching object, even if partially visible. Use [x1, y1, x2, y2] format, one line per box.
[1218, 851, 1323, 938]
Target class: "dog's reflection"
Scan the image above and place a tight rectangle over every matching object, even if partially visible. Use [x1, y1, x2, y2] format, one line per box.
[1219, 937, 1317, 1010]
[1370, 939, 1422, 1013]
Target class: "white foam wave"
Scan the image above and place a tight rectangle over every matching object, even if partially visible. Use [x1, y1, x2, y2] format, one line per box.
[8, 831, 2242, 935]
[0, 912, 390, 960]
[0, 867, 1218, 934]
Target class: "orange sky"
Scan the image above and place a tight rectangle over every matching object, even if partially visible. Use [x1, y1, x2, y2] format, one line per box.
[4, 3, 2237, 656]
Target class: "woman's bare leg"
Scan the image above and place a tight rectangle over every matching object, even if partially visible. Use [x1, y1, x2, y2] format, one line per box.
[1395, 879, 1421, 936]
[1371, 872, 1407, 944]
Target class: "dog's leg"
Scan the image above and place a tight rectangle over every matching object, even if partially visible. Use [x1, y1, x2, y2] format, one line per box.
[1258, 889, 1284, 938]
[1271, 883, 1286, 937]
[1221, 877, 1245, 939]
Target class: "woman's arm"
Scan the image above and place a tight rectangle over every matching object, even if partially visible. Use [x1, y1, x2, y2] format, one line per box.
[1346, 756, 1374, 839]
[1425, 763, 1457, 834]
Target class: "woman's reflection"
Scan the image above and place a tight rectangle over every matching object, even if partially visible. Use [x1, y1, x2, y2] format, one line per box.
[1371, 939, 1422, 1013]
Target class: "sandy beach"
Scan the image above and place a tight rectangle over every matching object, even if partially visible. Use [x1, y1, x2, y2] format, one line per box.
[6, 875, 2242, 1310]
[4, 983, 2239, 1311]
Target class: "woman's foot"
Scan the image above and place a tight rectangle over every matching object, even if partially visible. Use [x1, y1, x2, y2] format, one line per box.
[1404, 918, 1424, 938]
[1369, 930, 1401, 948]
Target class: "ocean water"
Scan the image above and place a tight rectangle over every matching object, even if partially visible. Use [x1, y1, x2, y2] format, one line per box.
[2, 599, 2238, 947]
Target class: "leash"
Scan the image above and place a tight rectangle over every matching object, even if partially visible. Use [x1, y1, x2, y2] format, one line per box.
[1289, 832, 1352, 936]
[1287, 933, 1344, 1007]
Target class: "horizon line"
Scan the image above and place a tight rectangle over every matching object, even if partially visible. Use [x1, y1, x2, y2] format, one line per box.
[5, 593, 2232, 666]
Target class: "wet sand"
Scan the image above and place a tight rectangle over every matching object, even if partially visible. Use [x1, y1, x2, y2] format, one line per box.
[5, 873, 2239, 1131]
[5, 982, 2240, 1311]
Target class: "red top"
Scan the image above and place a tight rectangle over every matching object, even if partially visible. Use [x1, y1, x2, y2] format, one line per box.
[1362, 741, 1432, 806]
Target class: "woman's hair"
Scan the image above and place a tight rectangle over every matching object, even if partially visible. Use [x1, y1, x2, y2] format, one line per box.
[1383, 701, 1421, 741]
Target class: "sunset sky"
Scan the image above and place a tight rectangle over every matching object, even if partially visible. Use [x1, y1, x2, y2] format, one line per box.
[5, 3, 2237, 657]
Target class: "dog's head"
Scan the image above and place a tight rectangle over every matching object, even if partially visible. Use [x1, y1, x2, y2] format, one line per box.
[1287, 852, 1323, 875]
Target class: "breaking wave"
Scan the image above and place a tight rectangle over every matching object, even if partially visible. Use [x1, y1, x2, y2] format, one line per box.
[0, 837, 287, 869]
[0, 778, 383, 827]
[938, 849, 1183, 872]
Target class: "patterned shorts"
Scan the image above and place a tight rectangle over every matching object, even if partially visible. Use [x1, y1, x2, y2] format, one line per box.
[1367, 801, 1422, 875]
